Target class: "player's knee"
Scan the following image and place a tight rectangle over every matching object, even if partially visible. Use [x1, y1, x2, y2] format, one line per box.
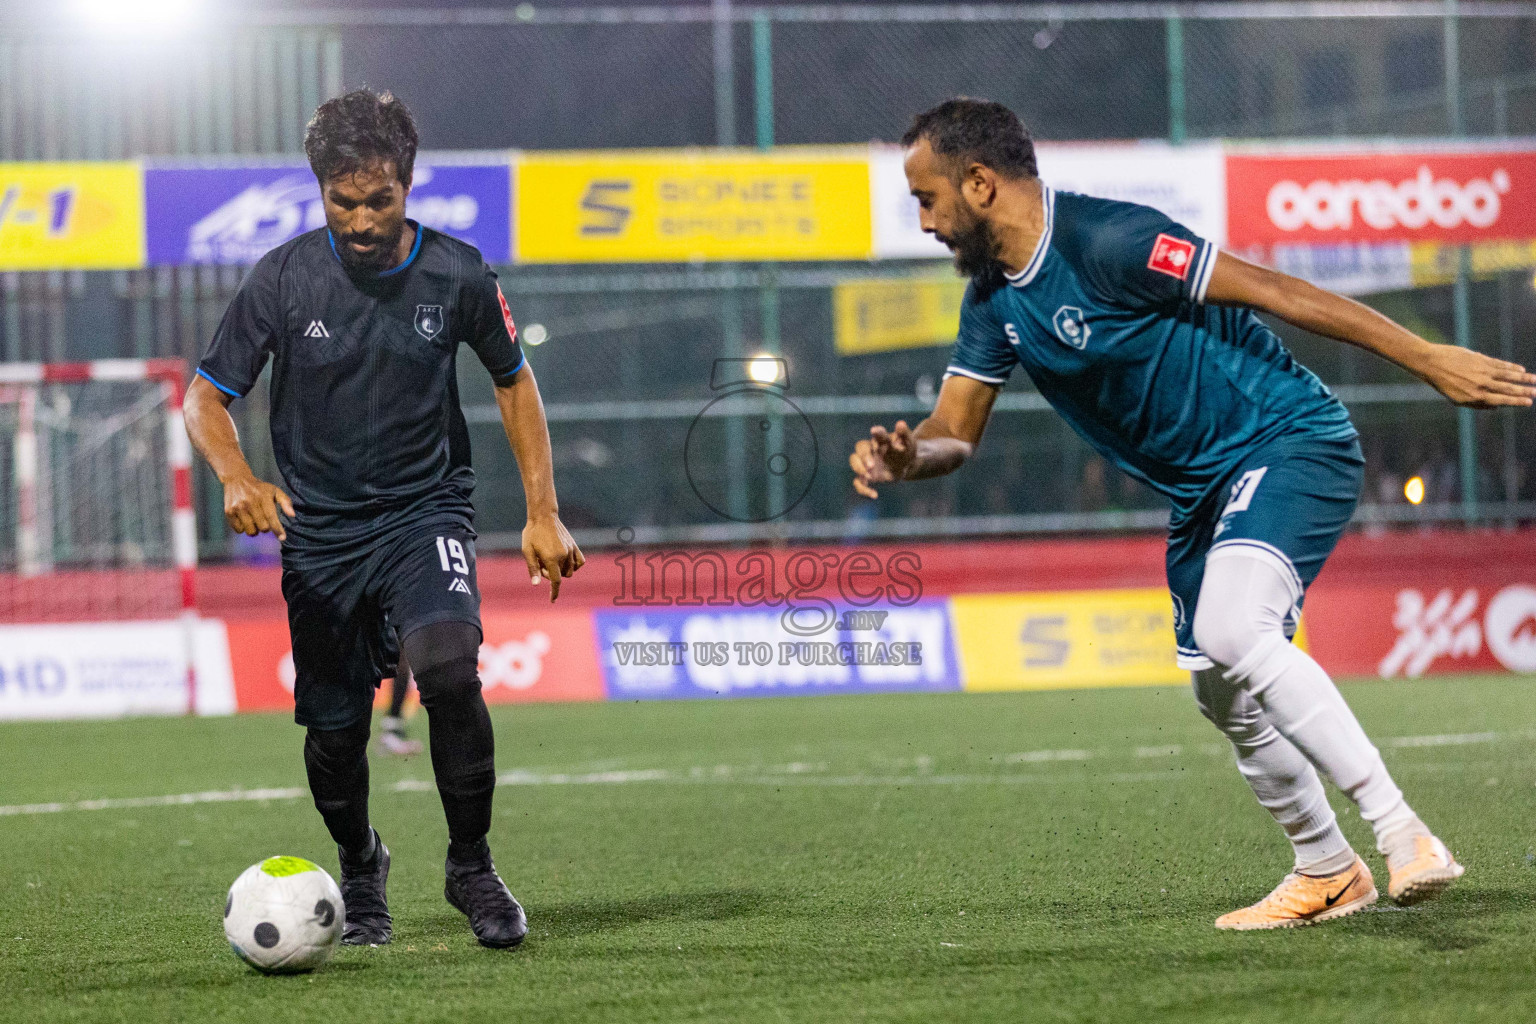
[304, 717, 371, 763]
[401, 620, 484, 708]
[1191, 599, 1264, 670]
[414, 656, 482, 709]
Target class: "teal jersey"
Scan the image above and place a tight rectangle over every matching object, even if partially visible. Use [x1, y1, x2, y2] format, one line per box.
[947, 186, 1356, 515]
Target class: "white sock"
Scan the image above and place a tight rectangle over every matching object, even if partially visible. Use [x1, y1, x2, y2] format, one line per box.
[1192, 668, 1356, 877]
[1195, 550, 1427, 860]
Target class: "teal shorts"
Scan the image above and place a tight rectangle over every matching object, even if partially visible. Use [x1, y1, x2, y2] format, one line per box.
[1166, 434, 1364, 671]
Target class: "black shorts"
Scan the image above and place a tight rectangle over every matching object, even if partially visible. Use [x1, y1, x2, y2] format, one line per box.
[282, 518, 482, 729]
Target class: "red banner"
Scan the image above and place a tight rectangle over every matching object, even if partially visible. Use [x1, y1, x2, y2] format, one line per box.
[225, 610, 603, 714]
[1303, 531, 1536, 680]
[1226, 150, 1536, 247]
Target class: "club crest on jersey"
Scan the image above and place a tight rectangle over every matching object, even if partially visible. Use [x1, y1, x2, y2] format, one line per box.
[1052, 306, 1090, 349]
[1148, 233, 1196, 280]
[415, 305, 444, 341]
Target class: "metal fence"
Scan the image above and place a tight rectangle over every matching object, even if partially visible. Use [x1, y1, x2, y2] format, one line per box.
[2, 2, 1534, 553]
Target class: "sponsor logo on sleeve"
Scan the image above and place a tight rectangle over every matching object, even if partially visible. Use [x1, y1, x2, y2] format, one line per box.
[495, 283, 517, 340]
[1148, 233, 1196, 280]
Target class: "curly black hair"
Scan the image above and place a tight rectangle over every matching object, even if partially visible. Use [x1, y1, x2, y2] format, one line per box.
[304, 88, 419, 187]
[900, 98, 1038, 182]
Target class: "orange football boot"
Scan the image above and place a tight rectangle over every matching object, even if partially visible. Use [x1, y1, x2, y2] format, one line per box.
[1215, 856, 1377, 930]
[1387, 835, 1464, 905]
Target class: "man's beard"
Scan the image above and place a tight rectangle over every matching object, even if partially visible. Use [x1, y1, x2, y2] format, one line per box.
[334, 221, 406, 274]
[940, 213, 1006, 293]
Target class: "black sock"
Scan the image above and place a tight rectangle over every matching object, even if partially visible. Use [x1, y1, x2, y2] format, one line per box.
[389, 652, 411, 719]
[303, 718, 374, 859]
[403, 622, 497, 853]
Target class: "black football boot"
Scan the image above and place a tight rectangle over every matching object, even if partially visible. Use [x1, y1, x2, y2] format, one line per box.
[338, 829, 392, 945]
[443, 840, 527, 949]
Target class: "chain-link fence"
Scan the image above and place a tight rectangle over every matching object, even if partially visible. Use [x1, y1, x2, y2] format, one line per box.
[2, 2, 1534, 553]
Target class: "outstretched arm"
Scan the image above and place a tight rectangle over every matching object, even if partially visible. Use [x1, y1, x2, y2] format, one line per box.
[493, 363, 584, 600]
[849, 373, 1000, 499]
[184, 374, 295, 542]
[1205, 250, 1536, 409]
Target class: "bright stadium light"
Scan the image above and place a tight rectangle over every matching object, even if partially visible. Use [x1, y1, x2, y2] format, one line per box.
[75, 0, 199, 31]
[1405, 476, 1426, 505]
[747, 355, 782, 384]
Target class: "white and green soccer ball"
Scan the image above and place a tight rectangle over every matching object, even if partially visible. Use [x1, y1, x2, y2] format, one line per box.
[225, 856, 344, 974]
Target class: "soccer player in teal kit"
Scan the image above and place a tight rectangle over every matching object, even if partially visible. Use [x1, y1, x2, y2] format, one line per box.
[852, 99, 1536, 929]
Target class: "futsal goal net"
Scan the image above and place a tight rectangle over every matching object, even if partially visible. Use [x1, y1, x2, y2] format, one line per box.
[0, 360, 221, 719]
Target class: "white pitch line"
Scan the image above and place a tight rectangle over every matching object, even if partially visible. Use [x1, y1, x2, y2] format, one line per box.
[1385, 732, 1500, 748]
[0, 730, 1514, 818]
[1133, 745, 1183, 758]
[0, 787, 307, 817]
[1004, 749, 1091, 763]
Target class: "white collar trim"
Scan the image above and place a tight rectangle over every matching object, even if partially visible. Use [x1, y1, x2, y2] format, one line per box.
[1005, 183, 1054, 289]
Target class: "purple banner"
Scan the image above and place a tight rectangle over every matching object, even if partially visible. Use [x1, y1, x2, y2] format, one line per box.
[593, 602, 962, 700]
[144, 161, 511, 265]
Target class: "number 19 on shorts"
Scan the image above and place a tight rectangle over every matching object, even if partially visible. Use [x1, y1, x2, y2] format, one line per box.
[436, 536, 469, 575]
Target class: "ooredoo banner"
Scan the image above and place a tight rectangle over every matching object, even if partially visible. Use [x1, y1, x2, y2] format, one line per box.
[1226, 150, 1536, 247]
[224, 610, 603, 713]
[143, 159, 512, 265]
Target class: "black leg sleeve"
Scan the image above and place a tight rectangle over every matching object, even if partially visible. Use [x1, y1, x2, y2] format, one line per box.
[303, 717, 374, 857]
[388, 650, 411, 719]
[402, 621, 496, 854]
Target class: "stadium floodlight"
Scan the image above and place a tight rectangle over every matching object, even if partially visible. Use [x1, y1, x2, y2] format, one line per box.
[1404, 476, 1426, 505]
[747, 355, 782, 385]
[73, 0, 199, 31]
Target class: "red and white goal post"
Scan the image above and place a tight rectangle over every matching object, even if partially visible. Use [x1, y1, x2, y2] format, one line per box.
[0, 359, 233, 720]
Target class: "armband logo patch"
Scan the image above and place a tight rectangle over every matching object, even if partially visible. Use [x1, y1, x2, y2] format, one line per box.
[1148, 233, 1196, 280]
[495, 283, 518, 341]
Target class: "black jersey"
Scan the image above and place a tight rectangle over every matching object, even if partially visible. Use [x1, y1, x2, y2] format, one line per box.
[197, 221, 525, 566]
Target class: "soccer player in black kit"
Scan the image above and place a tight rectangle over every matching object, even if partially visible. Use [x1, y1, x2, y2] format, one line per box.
[185, 90, 584, 949]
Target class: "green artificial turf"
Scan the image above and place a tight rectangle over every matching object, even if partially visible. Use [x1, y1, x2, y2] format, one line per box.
[2, 675, 1534, 1023]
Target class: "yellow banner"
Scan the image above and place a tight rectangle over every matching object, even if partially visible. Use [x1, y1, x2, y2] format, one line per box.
[0, 163, 145, 270]
[1410, 239, 1536, 286]
[833, 276, 966, 355]
[515, 149, 872, 263]
[953, 588, 1309, 692]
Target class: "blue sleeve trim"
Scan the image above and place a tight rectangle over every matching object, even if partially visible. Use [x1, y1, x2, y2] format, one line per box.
[196, 367, 243, 398]
[493, 352, 527, 384]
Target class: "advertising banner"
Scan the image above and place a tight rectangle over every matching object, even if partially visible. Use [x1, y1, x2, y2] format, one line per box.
[951, 588, 1190, 692]
[593, 602, 961, 700]
[869, 142, 1228, 260]
[223, 610, 602, 714]
[143, 160, 512, 265]
[0, 162, 145, 270]
[515, 149, 872, 263]
[832, 275, 967, 355]
[0, 620, 235, 720]
[1302, 536, 1536, 679]
[1225, 150, 1536, 248]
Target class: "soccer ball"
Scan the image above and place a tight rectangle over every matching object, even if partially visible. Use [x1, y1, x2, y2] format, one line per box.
[225, 856, 344, 974]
